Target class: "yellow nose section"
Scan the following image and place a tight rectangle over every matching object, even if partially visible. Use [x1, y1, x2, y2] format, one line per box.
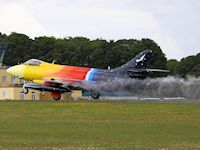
[7, 65, 24, 77]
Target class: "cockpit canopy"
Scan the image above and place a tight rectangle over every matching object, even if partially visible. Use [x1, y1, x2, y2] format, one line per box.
[23, 59, 43, 66]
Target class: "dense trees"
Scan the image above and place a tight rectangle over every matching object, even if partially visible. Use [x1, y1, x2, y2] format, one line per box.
[0, 32, 199, 77]
[167, 59, 179, 75]
[0, 32, 167, 68]
[169, 53, 200, 77]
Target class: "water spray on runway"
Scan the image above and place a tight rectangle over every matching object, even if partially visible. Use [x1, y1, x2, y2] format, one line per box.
[89, 76, 200, 99]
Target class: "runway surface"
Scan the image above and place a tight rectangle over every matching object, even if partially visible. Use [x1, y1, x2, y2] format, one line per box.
[89, 99, 200, 104]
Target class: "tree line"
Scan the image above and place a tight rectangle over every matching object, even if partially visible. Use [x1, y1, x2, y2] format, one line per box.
[0, 32, 199, 77]
[167, 54, 200, 77]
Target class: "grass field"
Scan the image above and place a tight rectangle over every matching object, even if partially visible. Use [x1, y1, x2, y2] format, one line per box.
[0, 100, 200, 150]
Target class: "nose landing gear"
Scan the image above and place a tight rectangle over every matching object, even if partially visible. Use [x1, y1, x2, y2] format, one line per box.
[22, 88, 29, 94]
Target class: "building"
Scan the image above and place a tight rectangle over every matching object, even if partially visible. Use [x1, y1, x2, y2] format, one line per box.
[0, 67, 82, 100]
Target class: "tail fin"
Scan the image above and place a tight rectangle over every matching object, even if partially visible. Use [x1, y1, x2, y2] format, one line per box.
[112, 50, 152, 73]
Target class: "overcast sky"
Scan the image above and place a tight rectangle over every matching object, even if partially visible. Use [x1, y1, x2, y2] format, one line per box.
[0, 0, 199, 60]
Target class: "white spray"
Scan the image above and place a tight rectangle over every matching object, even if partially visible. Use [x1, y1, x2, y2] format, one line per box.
[84, 76, 200, 99]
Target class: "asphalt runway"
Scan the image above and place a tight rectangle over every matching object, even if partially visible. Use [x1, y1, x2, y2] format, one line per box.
[137, 100, 200, 104]
[89, 99, 200, 104]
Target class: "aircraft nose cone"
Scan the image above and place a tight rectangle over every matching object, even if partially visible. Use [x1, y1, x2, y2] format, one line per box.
[6, 67, 14, 75]
[6, 65, 24, 77]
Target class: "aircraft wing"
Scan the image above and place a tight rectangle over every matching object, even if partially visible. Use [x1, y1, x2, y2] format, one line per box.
[39, 77, 86, 90]
[24, 78, 84, 95]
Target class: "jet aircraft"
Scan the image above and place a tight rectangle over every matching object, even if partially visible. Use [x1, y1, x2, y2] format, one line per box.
[7, 50, 168, 100]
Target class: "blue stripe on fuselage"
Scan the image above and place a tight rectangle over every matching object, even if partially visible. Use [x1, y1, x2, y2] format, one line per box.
[86, 69, 97, 81]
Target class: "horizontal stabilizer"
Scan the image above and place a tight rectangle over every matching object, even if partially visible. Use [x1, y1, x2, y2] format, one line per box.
[128, 68, 170, 73]
[146, 69, 170, 72]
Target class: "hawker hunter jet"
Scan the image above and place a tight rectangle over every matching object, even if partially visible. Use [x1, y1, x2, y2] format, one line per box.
[7, 50, 168, 100]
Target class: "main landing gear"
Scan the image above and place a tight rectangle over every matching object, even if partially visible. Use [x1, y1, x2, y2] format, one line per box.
[91, 90, 100, 99]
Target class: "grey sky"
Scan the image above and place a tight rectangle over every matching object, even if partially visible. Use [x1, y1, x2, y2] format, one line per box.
[0, 0, 199, 60]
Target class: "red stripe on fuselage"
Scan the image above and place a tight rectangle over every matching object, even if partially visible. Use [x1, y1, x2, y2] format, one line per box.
[51, 66, 91, 81]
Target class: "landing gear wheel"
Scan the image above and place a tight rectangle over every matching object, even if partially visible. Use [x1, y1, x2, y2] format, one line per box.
[51, 92, 61, 101]
[91, 90, 100, 99]
[23, 88, 29, 94]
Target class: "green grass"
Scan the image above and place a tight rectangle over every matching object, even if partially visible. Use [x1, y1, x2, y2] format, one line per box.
[0, 100, 200, 150]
